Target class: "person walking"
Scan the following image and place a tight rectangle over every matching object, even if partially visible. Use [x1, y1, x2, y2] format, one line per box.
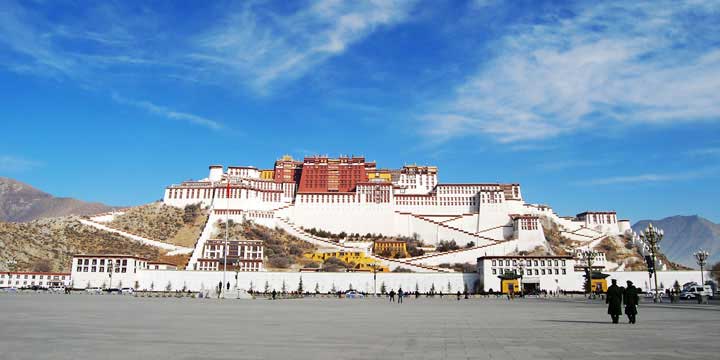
[624, 280, 640, 324]
[271, 289, 277, 300]
[606, 279, 623, 324]
[398, 288, 404, 304]
[456, 291, 461, 301]
[389, 289, 396, 302]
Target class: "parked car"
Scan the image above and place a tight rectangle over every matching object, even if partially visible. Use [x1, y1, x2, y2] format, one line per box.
[644, 289, 666, 298]
[345, 290, 364, 299]
[85, 287, 102, 294]
[120, 288, 134, 295]
[680, 285, 713, 299]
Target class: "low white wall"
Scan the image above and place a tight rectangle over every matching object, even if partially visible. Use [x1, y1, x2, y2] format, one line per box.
[131, 271, 478, 294]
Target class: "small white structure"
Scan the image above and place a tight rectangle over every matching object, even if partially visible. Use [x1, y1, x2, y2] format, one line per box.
[195, 239, 264, 272]
[71, 254, 149, 289]
[0, 271, 70, 288]
[477, 255, 576, 293]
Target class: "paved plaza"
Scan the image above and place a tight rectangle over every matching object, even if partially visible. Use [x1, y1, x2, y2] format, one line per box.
[1, 294, 718, 360]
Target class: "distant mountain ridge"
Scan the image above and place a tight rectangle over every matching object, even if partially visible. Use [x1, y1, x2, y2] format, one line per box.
[0, 177, 116, 222]
[633, 215, 720, 269]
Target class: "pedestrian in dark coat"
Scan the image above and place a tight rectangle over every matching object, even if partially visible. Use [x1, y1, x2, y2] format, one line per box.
[624, 281, 640, 324]
[606, 279, 623, 324]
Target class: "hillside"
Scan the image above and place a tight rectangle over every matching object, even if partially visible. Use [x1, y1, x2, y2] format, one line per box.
[633, 215, 720, 268]
[215, 219, 317, 270]
[109, 202, 208, 248]
[0, 177, 116, 222]
[0, 216, 159, 273]
[541, 216, 686, 271]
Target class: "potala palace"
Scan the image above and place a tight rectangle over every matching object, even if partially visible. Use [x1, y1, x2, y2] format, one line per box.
[47, 154, 707, 295]
[163, 155, 630, 270]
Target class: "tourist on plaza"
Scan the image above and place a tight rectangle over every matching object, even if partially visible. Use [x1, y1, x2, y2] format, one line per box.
[606, 279, 623, 324]
[271, 289, 277, 300]
[624, 281, 640, 324]
[398, 288, 404, 304]
[456, 291, 461, 301]
[389, 289, 396, 302]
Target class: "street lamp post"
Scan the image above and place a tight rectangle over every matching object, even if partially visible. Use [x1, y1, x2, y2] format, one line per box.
[576, 249, 597, 299]
[694, 250, 709, 286]
[635, 223, 664, 303]
[516, 260, 525, 298]
[107, 260, 114, 291]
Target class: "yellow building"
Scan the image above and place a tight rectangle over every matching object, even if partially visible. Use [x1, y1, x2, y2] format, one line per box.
[373, 240, 408, 258]
[304, 251, 389, 272]
[367, 169, 393, 182]
[260, 169, 275, 180]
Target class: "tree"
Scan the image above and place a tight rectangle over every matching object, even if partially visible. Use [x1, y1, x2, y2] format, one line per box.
[150, 282, 155, 291]
[314, 283, 320, 294]
[447, 281, 452, 293]
[264, 281, 270, 294]
[331, 283, 337, 293]
[118, 280, 123, 289]
[430, 283, 436, 295]
[297, 276, 304, 293]
[134, 281, 140, 290]
[249, 281, 255, 292]
[711, 262, 720, 284]
[281, 280, 287, 294]
[166, 281, 172, 292]
[380, 282, 386, 295]
[415, 282, 419, 293]
[348, 283, 353, 291]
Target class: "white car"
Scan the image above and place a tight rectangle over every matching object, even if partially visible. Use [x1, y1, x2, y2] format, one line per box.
[120, 288, 134, 295]
[85, 287, 102, 294]
[680, 285, 713, 299]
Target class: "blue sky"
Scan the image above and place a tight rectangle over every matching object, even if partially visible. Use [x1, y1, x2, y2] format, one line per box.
[1, 0, 719, 223]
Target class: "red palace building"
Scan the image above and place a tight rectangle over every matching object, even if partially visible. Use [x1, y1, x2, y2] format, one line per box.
[278, 155, 377, 193]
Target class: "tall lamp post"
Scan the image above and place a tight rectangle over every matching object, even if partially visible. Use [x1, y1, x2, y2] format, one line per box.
[107, 260, 114, 291]
[694, 250, 709, 285]
[635, 223, 664, 303]
[515, 260, 525, 298]
[576, 249, 597, 298]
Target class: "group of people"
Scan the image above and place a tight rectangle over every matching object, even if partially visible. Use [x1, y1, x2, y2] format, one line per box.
[606, 279, 640, 324]
[388, 288, 469, 303]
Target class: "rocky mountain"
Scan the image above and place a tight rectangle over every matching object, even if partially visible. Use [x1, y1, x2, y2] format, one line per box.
[633, 215, 720, 269]
[0, 177, 116, 222]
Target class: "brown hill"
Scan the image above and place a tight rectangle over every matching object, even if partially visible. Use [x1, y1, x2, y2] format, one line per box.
[0, 177, 116, 222]
[0, 216, 159, 273]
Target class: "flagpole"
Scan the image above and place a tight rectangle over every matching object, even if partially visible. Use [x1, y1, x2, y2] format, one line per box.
[223, 175, 229, 298]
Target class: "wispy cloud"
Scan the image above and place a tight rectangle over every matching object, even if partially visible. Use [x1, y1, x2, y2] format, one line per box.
[578, 167, 719, 185]
[0, 155, 43, 173]
[111, 94, 223, 131]
[422, 1, 720, 143]
[686, 147, 720, 157]
[189, 0, 417, 93]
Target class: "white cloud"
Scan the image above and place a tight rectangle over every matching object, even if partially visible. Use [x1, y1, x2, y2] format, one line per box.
[422, 1, 720, 142]
[190, 0, 417, 92]
[0, 155, 43, 172]
[579, 167, 719, 185]
[111, 94, 223, 131]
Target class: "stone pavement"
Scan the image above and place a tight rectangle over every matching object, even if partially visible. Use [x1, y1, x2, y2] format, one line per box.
[1, 293, 718, 360]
